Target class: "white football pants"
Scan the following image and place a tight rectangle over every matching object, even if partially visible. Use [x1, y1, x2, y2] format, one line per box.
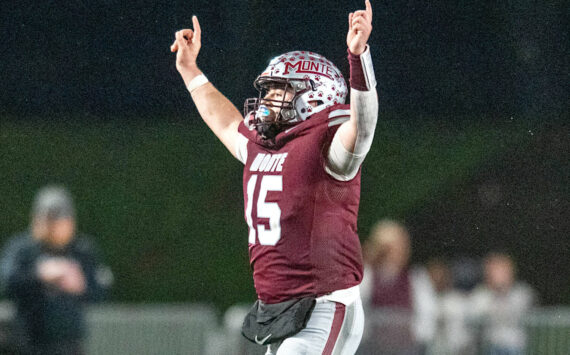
[267, 297, 364, 355]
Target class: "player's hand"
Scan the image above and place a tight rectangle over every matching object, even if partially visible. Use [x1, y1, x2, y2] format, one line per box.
[346, 0, 373, 55]
[171, 15, 202, 74]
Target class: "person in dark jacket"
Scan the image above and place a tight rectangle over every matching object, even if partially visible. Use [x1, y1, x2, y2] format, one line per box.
[0, 186, 113, 355]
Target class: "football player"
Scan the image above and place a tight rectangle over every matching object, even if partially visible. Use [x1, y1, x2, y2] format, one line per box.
[172, 1, 377, 353]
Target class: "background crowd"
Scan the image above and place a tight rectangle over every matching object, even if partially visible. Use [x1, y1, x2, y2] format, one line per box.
[358, 220, 537, 355]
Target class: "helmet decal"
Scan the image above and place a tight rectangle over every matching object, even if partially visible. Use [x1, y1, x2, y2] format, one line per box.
[243, 51, 347, 139]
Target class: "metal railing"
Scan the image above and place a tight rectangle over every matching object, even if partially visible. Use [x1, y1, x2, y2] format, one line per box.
[0, 302, 568, 354]
[85, 304, 218, 355]
[525, 308, 570, 355]
[357, 307, 570, 355]
[0, 302, 218, 355]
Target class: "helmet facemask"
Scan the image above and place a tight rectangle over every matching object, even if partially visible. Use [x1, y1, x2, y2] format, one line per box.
[244, 77, 314, 140]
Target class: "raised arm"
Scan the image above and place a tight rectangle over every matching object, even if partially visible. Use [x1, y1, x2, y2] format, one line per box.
[327, 0, 379, 180]
[171, 16, 243, 158]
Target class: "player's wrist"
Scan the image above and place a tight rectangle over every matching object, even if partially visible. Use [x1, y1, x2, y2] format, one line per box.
[181, 63, 208, 93]
[179, 62, 201, 79]
[347, 45, 376, 91]
[186, 73, 209, 93]
[348, 43, 366, 56]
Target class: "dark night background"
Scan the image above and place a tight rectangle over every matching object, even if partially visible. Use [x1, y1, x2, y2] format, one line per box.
[0, 1, 568, 310]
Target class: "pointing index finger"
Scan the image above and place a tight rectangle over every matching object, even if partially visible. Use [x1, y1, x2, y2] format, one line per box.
[192, 15, 201, 43]
[366, 0, 372, 21]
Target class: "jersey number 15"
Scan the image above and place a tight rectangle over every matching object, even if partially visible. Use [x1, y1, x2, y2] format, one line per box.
[246, 174, 282, 246]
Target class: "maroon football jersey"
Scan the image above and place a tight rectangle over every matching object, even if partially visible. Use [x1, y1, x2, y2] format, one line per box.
[238, 104, 364, 304]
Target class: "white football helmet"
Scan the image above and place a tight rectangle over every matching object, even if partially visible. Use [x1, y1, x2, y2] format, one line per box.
[244, 51, 348, 139]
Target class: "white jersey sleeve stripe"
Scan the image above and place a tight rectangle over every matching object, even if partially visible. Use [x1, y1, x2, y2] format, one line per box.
[328, 116, 350, 127]
[328, 109, 351, 119]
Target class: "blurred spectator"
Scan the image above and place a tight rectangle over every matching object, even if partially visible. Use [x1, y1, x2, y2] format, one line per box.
[0, 186, 113, 355]
[359, 219, 437, 355]
[471, 252, 536, 355]
[426, 258, 452, 296]
[425, 257, 479, 355]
